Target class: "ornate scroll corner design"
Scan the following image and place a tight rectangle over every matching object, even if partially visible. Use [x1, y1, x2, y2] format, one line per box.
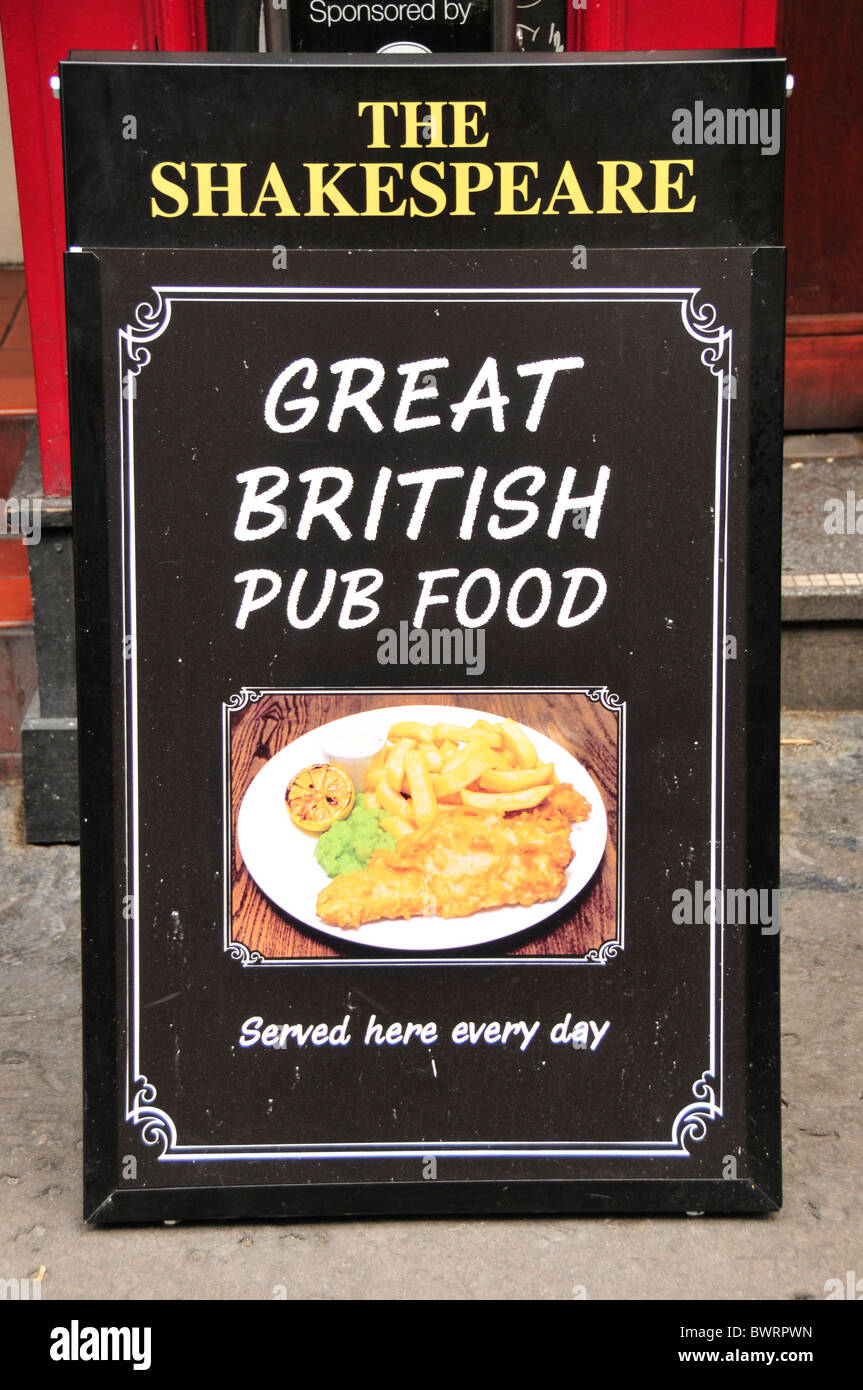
[585, 938, 622, 964]
[120, 290, 174, 376]
[226, 941, 265, 966]
[129, 1078, 178, 1158]
[226, 687, 264, 713]
[131, 289, 171, 340]
[586, 686, 622, 711]
[672, 1074, 722, 1154]
[680, 291, 731, 378]
[133, 290, 170, 334]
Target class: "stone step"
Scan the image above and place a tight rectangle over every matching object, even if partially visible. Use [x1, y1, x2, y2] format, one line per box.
[781, 433, 863, 709]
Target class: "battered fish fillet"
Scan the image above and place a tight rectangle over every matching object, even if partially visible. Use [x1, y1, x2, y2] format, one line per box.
[316, 782, 591, 930]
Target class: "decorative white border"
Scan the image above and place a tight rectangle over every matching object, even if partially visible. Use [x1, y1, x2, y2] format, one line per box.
[118, 282, 730, 1164]
[222, 683, 625, 969]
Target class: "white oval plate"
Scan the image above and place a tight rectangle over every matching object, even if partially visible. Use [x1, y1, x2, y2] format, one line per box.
[237, 704, 608, 954]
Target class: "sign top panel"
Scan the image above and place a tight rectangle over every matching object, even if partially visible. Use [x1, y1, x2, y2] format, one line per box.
[61, 52, 785, 252]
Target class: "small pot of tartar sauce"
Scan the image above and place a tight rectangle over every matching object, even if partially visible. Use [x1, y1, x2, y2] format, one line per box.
[318, 719, 387, 791]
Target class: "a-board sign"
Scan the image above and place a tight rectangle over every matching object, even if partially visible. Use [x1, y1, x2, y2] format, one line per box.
[62, 53, 785, 1222]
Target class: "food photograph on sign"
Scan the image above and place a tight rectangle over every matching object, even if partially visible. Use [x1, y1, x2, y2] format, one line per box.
[228, 690, 620, 957]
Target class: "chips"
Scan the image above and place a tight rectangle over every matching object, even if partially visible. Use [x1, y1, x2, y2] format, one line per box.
[363, 715, 556, 830]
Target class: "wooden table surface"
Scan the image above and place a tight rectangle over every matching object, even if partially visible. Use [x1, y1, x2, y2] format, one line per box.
[230, 691, 618, 959]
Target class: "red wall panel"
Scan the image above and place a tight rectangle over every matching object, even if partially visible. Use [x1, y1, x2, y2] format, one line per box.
[573, 0, 777, 52]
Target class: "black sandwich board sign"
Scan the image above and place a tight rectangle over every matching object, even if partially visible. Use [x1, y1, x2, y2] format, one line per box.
[62, 52, 785, 1223]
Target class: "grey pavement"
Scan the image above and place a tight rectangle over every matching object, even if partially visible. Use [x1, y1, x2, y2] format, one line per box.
[782, 456, 863, 579]
[0, 710, 861, 1301]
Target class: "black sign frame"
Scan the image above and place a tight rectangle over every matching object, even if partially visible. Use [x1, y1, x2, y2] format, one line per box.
[64, 53, 784, 1223]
